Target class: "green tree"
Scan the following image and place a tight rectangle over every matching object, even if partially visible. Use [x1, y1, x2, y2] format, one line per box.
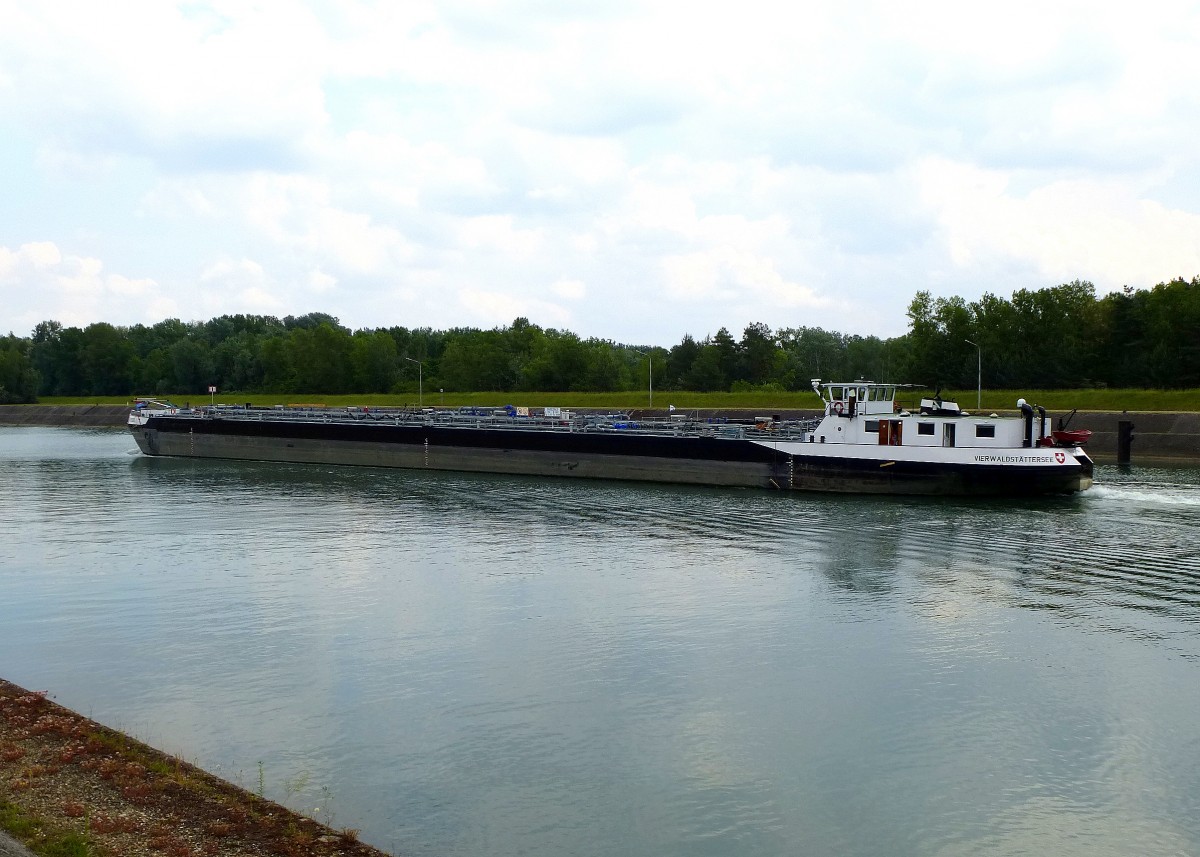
[31, 322, 86, 396]
[712, 327, 741, 387]
[665, 335, 700, 390]
[521, 331, 588, 391]
[901, 291, 974, 389]
[1138, 277, 1200, 387]
[579, 339, 626, 392]
[684, 342, 726, 391]
[844, 335, 890, 382]
[288, 323, 353, 393]
[259, 335, 296, 393]
[740, 322, 784, 385]
[80, 323, 136, 395]
[169, 338, 214, 394]
[439, 330, 515, 391]
[211, 332, 263, 391]
[135, 347, 173, 393]
[1005, 280, 1099, 387]
[0, 334, 41, 403]
[351, 330, 399, 393]
[779, 327, 847, 386]
[284, 312, 344, 332]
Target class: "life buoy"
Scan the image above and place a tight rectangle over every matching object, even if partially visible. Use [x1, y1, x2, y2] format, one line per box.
[832, 401, 844, 415]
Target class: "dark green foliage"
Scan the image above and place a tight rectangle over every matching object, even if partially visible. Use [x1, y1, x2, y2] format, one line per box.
[351, 330, 399, 393]
[439, 329, 518, 392]
[80, 323, 136, 396]
[0, 334, 41, 402]
[684, 344, 726, 391]
[9, 276, 1200, 397]
[40, 835, 92, 857]
[895, 278, 1200, 391]
[665, 334, 700, 389]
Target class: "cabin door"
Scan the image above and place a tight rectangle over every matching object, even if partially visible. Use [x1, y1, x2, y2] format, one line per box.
[943, 423, 956, 448]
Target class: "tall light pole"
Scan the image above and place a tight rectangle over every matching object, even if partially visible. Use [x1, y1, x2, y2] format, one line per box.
[404, 357, 423, 407]
[964, 339, 981, 410]
[632, 349, 653, 408]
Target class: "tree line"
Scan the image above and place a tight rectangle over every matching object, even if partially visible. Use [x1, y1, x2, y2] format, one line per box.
[1, 277, 1198, 404]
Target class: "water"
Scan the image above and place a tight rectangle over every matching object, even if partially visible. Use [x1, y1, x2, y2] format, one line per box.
[2, 427, 1199, 856]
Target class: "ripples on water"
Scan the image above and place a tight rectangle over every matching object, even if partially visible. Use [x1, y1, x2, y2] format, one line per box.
[2, 428, 1199, 857]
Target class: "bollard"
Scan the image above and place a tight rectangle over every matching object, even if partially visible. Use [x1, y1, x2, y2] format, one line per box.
[1117, 419, 1135, 464]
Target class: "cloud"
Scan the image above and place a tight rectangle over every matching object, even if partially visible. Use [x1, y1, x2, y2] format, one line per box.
[457, 288, 572, 329]
[195, 257, 287, 317]
[550, 279, 586, 300]
[308, 269, 338, 294]
[917, 157, 1200, 287]
[662, 246, 825, 310]
[1, 3, 328, 167]
[0, 242, 174, 332]
[455, 215, 542, 260]
[2, 1, 1200, 345]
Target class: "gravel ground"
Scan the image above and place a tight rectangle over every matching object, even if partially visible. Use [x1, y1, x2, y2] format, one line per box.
[1, 679, 391, 857]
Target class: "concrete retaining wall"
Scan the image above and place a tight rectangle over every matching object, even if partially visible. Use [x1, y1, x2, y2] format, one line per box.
[1071, 411, 1200, 462]
[0, 404, 131, 426]
[3, 405, 1198, 462]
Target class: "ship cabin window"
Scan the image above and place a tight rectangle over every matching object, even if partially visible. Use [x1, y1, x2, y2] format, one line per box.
[976, 424, 996, 438]
[918, 422, 935, 436]
[865, 420, 879, 432]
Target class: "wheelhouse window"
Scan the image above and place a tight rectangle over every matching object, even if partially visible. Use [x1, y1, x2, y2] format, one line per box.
[918, 422, 935, 436]
[975, 424, 996, 438]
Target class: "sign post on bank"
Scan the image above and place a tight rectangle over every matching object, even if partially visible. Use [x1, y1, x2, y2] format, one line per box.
[208, 385, 217, 407]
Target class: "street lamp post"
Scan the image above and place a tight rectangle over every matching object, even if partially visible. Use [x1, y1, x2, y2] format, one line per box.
[633, 349, 653, 408]
[405, 357, 423, 407]
[964, 339, 981, 411]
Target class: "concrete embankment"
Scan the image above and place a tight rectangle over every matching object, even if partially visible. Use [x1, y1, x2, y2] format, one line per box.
[2, 404, 1198, 463]
[0, 404, 130, 427]
[1061, 411, 1200, 463]
[0, 830, 33, 857]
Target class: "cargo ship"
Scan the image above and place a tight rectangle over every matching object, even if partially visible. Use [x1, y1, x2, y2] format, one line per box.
[128, 380, 1094, 496]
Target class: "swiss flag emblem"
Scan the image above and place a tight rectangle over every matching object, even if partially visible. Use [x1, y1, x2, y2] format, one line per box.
[1054, 451, 1066, 463]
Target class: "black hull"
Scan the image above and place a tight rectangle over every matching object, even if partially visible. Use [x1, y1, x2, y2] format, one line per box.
[131, 417, 1092, 497]
[786, 456, 1091, 496]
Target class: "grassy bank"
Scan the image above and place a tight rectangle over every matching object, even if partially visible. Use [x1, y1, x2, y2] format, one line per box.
[0, 680, 387, 857]
[33, 387, 1200, 413]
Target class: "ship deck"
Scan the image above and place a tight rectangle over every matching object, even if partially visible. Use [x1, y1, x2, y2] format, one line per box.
[186, 405, 822, 442]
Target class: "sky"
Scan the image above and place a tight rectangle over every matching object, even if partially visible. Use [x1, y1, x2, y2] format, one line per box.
[2, 1, 1200, 346]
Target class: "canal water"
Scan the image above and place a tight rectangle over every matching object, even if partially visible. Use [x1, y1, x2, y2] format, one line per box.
[1, 426, 1199, 857]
